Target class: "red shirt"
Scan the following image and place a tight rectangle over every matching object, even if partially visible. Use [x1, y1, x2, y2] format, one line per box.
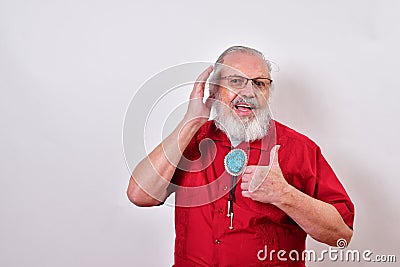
[170, 120, 354, 267]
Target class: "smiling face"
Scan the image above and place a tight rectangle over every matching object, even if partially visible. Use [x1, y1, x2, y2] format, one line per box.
[211, 51, 273, 142]
[217, 52, 271, 120]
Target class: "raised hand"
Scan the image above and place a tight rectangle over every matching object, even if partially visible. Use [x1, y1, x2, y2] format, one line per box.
[184, 65, 214, 127]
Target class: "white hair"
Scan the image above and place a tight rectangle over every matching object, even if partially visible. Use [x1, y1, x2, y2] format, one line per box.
[211, 93, 271, 143]
[209, 45, 273, 95]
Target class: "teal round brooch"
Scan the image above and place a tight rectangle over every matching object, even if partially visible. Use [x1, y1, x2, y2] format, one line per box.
[224, 148, 248, 176]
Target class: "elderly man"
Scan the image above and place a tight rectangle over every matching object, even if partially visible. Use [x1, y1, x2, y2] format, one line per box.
[127, 46, 354, 267]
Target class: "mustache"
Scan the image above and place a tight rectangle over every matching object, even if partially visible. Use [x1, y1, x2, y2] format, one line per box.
[231, 96, 259, 109]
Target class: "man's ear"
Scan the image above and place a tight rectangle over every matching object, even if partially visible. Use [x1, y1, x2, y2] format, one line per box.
[208, 84, 217, 99]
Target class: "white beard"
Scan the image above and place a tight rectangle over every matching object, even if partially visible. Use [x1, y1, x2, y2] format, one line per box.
[211, 96, 271, 143]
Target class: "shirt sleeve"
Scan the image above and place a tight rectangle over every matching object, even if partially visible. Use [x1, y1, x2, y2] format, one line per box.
[168, 132, 204, 194]
[312, 146, 355, 229]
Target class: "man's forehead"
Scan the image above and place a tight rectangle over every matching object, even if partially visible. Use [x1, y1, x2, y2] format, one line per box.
[219, 52, 270, 77]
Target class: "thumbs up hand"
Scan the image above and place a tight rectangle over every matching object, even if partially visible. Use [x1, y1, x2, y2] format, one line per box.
[241, 145, 291, 205]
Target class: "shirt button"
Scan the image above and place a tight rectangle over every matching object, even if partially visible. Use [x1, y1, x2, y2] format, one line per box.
[215, 239, 221, 244]
[223, 186, 228, 191]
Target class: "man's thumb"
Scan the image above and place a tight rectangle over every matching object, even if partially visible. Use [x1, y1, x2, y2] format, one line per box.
[270, 145, 280, 166]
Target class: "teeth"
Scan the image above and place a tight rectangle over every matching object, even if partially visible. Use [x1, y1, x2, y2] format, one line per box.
[236, 104, 251, 109]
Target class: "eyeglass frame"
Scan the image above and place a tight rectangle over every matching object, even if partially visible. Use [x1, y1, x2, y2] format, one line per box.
[216, 75, 273, 91]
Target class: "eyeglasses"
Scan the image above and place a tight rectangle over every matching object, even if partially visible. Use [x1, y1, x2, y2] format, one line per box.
[218, 75, 273, 91]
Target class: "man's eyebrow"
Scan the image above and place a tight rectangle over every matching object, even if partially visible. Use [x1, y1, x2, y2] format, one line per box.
[236, 75, 271, 79]
[222, 74, 246, 78]
[224, 74, 271, 79]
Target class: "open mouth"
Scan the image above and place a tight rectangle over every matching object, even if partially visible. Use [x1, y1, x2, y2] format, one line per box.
[234, 103, 254, 112]
[233, 102, 255, 115]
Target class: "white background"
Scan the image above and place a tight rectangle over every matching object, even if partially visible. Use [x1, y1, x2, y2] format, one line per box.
[1, 0, 399, 266]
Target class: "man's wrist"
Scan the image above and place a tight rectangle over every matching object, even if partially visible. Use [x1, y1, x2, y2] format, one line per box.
[182, 114, 207, 131]
[272, 183, 296, 208]
[179, 116, 204, 138]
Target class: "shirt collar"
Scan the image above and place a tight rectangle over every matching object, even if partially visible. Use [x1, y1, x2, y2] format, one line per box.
[206, 120, 276, 152]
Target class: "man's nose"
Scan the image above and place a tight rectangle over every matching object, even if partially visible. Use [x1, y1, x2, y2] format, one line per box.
[238, 80, 255, 97]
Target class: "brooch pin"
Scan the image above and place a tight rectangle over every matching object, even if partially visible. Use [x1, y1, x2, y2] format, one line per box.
[224, 148, 248, 176]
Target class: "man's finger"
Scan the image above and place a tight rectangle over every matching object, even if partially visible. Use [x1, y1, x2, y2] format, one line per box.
[242, 191, 252, 198]
[192, 65, 213, 98]
[241, 173, 251, 183]
[247, 165, 270, 193]
[195, 65, 213, 83]
[240, 180, 249, 190]
[244, 165, 257, 174]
